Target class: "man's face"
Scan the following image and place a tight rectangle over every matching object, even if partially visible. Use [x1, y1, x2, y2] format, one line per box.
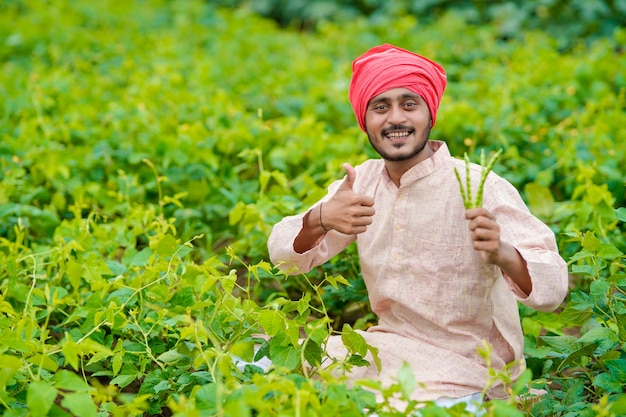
[365, 87, 431, 163]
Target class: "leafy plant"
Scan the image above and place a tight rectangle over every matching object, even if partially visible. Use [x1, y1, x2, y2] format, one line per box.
[2, 0, 626, 415]
[521, 210, 626, 416]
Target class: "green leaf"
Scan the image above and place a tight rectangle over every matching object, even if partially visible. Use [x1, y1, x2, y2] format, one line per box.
[590, 278, 610, 297]
[156, 349, 185, 365]
[170, 286, 195, 307]
[27, 353, 59, 372]
[558, 304, 593, 326]
[511, 369, 533, 395]
[27, 381, 58, 416]
[229, 341, 254, 363]
[525, 182, 555, 219]
[540, 335, 581, 354]
[617, 312, 626, 343]
[581, 232, 602, 252]
[66, 259, 83, 290]
[224, 395, 251, 417]
[606, 359, 626, 383]
[253, 341, 270, 363]
[82, 338, 114, 366]
[607, 273, 626, 284]
[138, 371, 165, 395]
[228, 201, 246, 225]
[397, 362, 416, 400]
[269, 341, 300, 371]
[130, 247, 153, 267]
[112, 349, 124, 376]
[340, 324, 367, 357]
[0, 355, 22, 389]
[259, 170, 271, 193]
[563, 379, 585, 406]
[568, 249, 594, 262]
[347, 354, 370, 367]
[60, 392, 98, 417]
[488, 400, 525, 417]
[153, 380, 170, 394]
[220, 273, 236, 294]
[611, 393, 626, 414]
[324, 274, 351, 290]
[597, 243, 624, 259]
[105, 260, 127, 276]
[556, 343, 598, 373]
[593, 373, 623, 393]
[305, 318, 330, 346]
[54, 370, 92, 392]
[302, 339, 322, 367]
[615, 207, 626, 222]
[271, 170, 288, 189]
[258, 309, 286, 336]
[110, 374, 136, 388]
[296, 292, 311, 315]
[571, 264, 596, 276]
[568, 291, 595, 311]
[577, 327, 619, 354]
[155, 234, 178, 257]
[195, 383, 218, 413]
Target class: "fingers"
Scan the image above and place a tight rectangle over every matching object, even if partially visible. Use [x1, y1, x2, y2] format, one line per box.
[466, 208, 500, 262]
[329, 163, 375, 235]
[465, 208, 496, 231]
[464, 207, 493, 220]
[339, 163, 356, 191]
[470, 227, 499, 244]
[343, 212, 374, 235]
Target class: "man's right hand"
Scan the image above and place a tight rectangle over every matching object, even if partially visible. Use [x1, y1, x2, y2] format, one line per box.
[293, 163, 375, 253]
[320, 163, 375, 235]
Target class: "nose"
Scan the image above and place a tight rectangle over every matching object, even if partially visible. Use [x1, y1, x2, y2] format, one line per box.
[387, 104, 407, 125]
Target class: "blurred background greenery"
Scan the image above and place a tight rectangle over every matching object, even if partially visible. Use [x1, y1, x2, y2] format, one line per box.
[2, 1, 626, 415]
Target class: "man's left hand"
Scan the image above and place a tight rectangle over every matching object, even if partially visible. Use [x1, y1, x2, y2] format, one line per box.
[465, 207, 501, 264]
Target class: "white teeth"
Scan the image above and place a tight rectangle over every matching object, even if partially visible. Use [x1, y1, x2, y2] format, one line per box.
[387, 131, 410, 138]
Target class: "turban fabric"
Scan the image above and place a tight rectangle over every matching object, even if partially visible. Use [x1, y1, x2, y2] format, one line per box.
[349, 43, 447, 132]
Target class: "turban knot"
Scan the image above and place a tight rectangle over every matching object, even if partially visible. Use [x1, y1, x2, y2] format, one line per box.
[349, 44, 447, 132]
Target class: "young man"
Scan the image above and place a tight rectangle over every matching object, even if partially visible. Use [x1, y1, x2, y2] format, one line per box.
[267, 43, 568, 405]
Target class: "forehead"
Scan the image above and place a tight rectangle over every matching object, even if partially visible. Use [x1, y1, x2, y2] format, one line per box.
[368, 87, 424, 103]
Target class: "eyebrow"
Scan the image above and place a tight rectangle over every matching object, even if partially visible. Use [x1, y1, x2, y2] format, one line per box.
[369, 92, 422, 105]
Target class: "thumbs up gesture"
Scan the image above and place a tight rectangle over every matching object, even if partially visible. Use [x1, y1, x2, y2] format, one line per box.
[321, 163, 375, 235]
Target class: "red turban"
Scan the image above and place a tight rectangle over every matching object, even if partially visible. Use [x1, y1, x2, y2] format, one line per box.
[349, 43, 447, 132]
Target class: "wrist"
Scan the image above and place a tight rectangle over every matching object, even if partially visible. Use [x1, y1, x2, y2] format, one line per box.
[319, 203, 329, 232]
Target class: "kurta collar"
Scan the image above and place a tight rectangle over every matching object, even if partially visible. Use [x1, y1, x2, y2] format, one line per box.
[396, 140, 450, 186]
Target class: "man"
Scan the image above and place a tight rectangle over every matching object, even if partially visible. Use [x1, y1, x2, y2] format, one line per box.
[267, 43, 568, 406]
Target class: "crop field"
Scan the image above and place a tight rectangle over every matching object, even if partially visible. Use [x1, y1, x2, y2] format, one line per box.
[1, 0, 625, 416]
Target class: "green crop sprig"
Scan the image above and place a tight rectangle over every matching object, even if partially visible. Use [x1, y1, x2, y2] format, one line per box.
[454, 148, 502, 209]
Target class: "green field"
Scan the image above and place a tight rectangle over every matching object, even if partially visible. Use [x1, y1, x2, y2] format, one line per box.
[1, 0, 626, 416]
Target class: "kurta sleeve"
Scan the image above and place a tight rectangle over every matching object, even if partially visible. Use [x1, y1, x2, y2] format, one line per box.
[268, 181, 356, 275]
[484, 174, 569, 312]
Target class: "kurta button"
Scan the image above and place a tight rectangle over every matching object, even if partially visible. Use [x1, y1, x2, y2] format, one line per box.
[395, 224, 401, 230]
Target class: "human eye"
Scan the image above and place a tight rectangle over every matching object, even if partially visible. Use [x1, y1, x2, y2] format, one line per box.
[403, 100, 418, 110]
[371, 103, 389, 112]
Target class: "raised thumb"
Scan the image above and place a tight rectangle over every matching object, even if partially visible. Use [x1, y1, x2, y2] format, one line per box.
[340, 163, 356, 190]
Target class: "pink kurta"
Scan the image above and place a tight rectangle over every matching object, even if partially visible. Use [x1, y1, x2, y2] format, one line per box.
[267, 141, 568, 401]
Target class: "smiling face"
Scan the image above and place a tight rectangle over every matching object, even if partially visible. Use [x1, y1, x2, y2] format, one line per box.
[365, 87, 432, 167]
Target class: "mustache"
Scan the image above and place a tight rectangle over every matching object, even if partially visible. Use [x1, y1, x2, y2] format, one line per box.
[381, 125, 414, 135]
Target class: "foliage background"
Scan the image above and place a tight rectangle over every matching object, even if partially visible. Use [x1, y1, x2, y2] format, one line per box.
[1, 0, 626, 416]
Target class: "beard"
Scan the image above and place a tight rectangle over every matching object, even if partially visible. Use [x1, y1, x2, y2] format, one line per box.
[367, 124, 431, 162]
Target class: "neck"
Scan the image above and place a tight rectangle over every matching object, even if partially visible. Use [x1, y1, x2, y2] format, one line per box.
[384, 142, 435, 187]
